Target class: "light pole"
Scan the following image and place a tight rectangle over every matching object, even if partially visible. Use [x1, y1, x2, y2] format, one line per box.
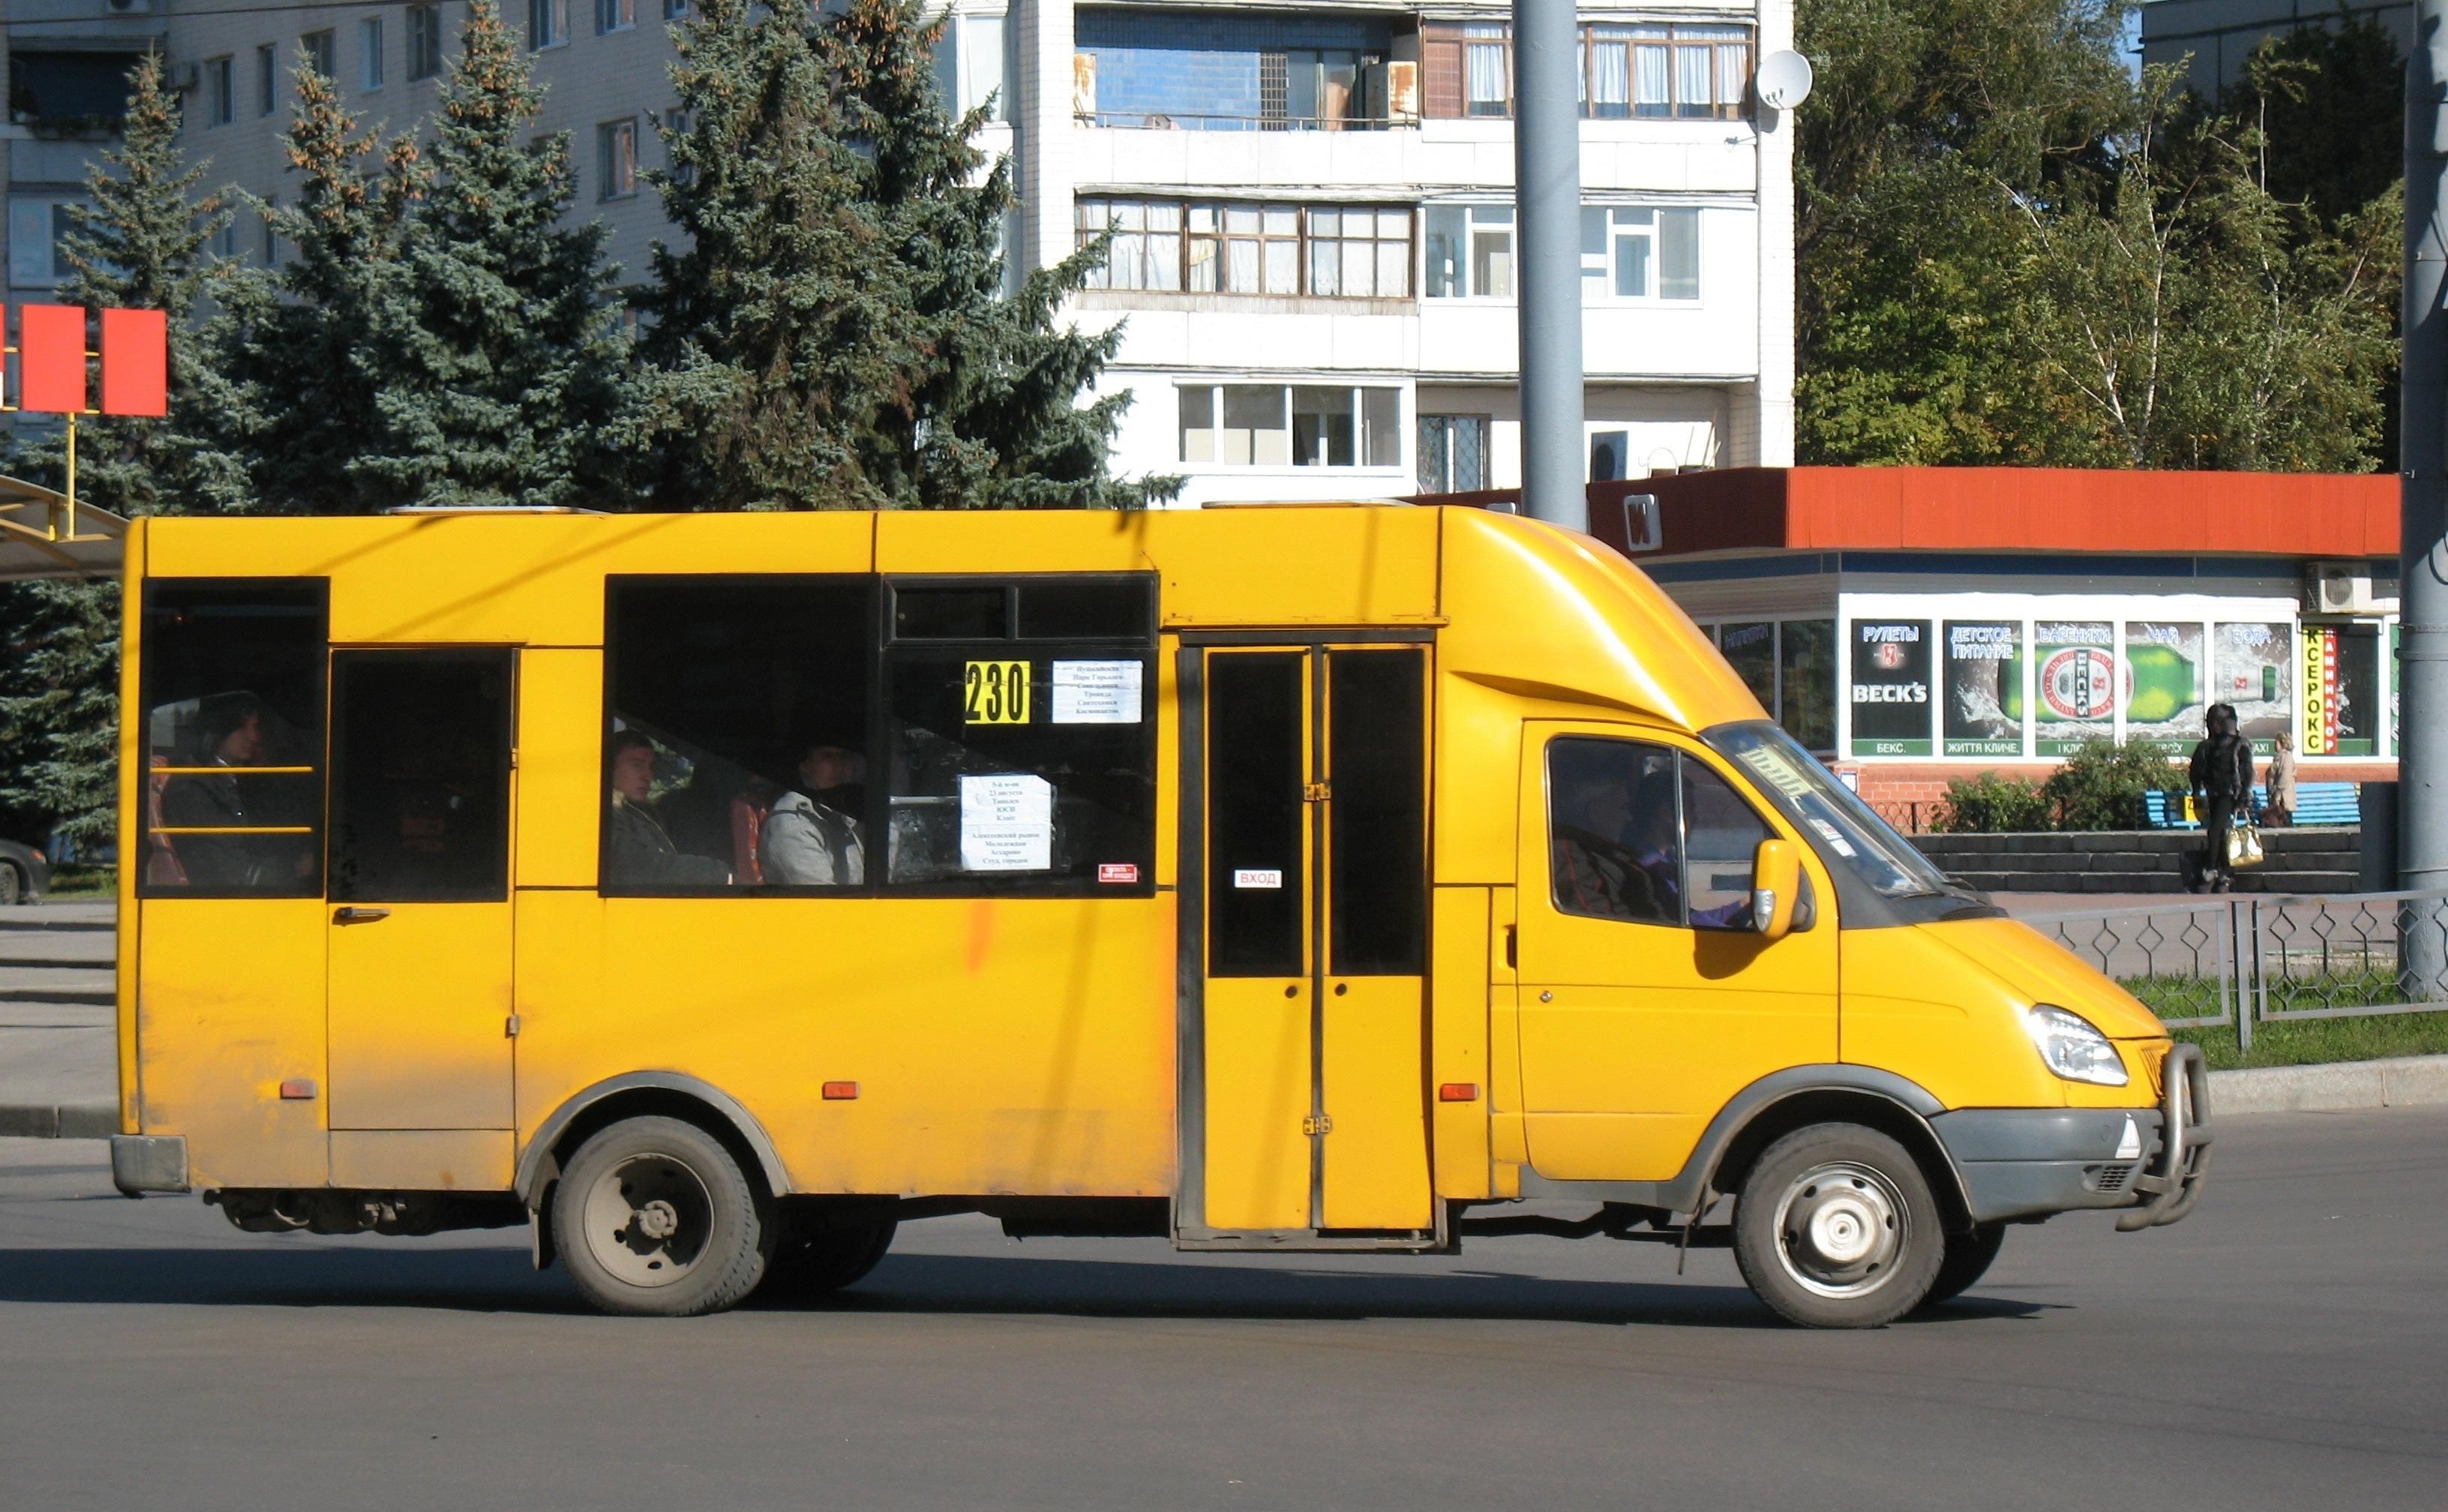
[2403, 0, 2448, 994]
[1513, 0, 1586, 532]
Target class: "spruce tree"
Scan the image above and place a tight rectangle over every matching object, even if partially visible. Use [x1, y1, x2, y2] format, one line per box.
[822, 0, 1167, 508]
[358, 0, 634, 506]
[211, 53, 427, 514]
[634, 0, 1169, 508]
[628, 0, 903, 508]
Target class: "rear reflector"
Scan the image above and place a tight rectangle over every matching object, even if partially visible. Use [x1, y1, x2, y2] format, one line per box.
[821, 1081, 858, 1100]
[1438, 1082, 1478, 1102]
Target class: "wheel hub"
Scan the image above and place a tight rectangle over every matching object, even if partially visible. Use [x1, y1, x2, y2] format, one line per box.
[580, 1154, 713, 1288]
[1774, 1161, 1908, 1300]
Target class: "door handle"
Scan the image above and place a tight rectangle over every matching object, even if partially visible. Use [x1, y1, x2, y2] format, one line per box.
[332, 906, 391, 925]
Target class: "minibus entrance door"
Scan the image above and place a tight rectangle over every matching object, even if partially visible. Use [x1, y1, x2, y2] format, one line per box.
[1190, 643, 1432, 1238]
[323, 649, 518, 1150]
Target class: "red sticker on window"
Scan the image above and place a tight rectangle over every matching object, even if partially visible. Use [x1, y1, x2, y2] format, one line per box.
[1097, 863, 1138, 884]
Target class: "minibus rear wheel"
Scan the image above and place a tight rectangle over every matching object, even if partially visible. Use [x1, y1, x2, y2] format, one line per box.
[760, 1210, 898, 1302]
[554, 1115, 772, 1317]
[1732, 1124, 1944, 1328]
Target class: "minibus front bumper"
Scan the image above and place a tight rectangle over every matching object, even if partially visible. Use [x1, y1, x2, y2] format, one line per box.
[1928, 1045, 2212, 1228]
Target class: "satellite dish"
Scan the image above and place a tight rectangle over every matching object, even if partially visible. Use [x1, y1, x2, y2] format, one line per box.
[1756, 50, 1814, 110]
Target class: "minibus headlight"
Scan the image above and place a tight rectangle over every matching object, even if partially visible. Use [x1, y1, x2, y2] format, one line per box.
[2024, 1005, 2129, 1087]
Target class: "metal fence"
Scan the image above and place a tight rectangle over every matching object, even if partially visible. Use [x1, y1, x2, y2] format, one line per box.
[2027, 890, 2448, 1050]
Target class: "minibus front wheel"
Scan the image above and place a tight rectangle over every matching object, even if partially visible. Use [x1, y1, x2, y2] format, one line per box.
[553, 1114, 774, 1317]
[1732, 1123, 1945, 1328]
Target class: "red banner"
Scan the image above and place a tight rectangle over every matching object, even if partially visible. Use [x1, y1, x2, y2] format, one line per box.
[16, 304, 86, 414]
[99, 308, 167, 418]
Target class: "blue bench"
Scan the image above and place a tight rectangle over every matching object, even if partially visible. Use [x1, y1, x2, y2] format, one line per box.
[2143, 782, 2360, 829]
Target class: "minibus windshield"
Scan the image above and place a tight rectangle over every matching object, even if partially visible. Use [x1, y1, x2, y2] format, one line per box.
[1706, 723, 1958, 902]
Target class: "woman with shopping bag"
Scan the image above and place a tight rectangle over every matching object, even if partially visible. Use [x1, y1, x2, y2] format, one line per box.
[2187, 703, 2256, 893]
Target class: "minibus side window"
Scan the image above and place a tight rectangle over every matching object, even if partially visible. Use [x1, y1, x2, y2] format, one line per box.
[1546, 737, 1767, 931]
[602, 576, 874, 892]
[139, 579, 328, 898]
[880, 574, 1157, 894]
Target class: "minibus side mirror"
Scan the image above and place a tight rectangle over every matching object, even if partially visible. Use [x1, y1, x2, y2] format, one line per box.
[1750, 838, 1803, 941]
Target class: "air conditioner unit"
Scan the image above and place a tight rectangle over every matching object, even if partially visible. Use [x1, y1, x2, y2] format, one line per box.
[1071, 52, 1096, 121]
[1386, 60, 1420, 122]
[2306, 561, 2378, 615]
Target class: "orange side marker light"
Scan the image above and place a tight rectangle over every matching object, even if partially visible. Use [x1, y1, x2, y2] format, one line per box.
[1438, 1082, 1479, 1102]
[821, 1082, 859, 1101]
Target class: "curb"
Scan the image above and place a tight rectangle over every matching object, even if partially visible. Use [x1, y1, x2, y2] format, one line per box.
[2207, 1054, 2448, 1115]
[8, 1059, 2448, 1142]
[0, 1103, 117, 1140]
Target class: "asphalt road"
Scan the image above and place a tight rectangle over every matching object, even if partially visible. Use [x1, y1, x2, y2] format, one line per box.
[2, 1109, 2443, 1511]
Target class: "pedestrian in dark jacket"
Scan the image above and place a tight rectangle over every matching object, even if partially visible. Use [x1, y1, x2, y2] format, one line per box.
[2188, 703, 2254, 893]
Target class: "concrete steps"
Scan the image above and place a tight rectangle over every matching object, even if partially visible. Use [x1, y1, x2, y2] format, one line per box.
[1913, 827, 2373, 896]
[0, 906, 119, 1132]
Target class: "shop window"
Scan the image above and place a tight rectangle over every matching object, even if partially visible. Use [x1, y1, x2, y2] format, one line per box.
[1548, 738, 1765, 931]
[2124, 621, 2206, 745]
[139, 580, 329, 898]
[603, 577, 874, 892]
[2216, 622, 2294, 753]
[2033, 620, 2113, 755]
[2304, 623, 2379, 756]
[1779, 620, 1836, 754]
[1941, 620, 2021, 758]
[1720, 622, 1775, 712]
[880, 576, 1157, 892]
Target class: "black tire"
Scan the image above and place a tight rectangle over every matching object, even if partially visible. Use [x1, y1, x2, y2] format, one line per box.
[1732, 1123, 1945, 1328]
[0, 863, 20, 907]
[760, 1210, 896, 1302]
[1918, 1223, 2008, 1310]
[552, 1115, 771, 1317]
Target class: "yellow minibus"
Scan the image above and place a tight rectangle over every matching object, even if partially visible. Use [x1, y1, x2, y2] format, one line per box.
[107, 504, 2208, 1327]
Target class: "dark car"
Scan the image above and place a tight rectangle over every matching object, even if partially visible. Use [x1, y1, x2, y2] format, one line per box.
[0, 841, 51, 904]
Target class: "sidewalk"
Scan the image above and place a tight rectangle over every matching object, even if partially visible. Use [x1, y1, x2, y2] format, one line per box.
[0, 901, 117, 1138]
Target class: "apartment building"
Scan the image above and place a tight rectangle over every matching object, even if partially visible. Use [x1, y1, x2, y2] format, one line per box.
[5, 0, 164, 321]
[132, 0, 1796, 505]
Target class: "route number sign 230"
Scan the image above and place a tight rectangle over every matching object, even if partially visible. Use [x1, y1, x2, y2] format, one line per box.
[964, 660, 1030, 724]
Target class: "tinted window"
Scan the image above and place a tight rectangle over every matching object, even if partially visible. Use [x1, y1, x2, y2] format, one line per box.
[140, 580, 327, 897]
[604, 577, 874, 891]
[1329, 649, 1424, 974]
[1208, 652, 1304, 975]
[328, 650, 512, 902]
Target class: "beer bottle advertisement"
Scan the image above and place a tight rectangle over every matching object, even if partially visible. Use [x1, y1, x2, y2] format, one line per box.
[1850, 620, 1933, 757]
[2033, 621, 2114, 755]
[2122, 621, 2205, 744]
[1941, 620, 2023, 757]
[2213, 622, 2293, 752]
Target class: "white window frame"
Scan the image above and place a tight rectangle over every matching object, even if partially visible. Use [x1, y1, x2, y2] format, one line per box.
[1578, 204, 1703, 304]
[1422, 203, 1514, 301]
[597, 118, 639, 200]
[1177, 382, 1406, 470]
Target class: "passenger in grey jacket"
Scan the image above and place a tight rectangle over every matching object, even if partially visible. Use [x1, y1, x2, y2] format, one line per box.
[761, 744, 866, 886]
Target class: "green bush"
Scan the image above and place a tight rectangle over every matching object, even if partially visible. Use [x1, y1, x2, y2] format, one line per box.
[1937, 772, 2054, 832]
[2042, 738, 2182, 831]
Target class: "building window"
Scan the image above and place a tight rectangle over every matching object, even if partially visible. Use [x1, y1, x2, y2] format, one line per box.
[598, 0, 635, 34]
[262, 195, 280, 266]
[1463, 24, 1509, 116]
[257, 44, 278, 115]
[1179, 384, 1401, 468]
[1422, 204, 1513, 299]
[301, 29, 335, 80]
[1078, 199, 1410, 299]
[598, 118, 638, 200]
[663, 0, 689, 17]
[361, 18, 385, 89]
[1416, 414, 1487, 494]
[531, 0, 569, 50]
[7, 200, 80, 286]
[214, 215, 239, 260]
[205, 56, 234, 126]
[1424, 22, 1754, 121]
[934, 13, 1009, 122]
[408, 6, 444, 80]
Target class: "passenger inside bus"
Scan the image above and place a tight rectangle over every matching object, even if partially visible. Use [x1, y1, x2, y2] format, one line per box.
[760, 742, 867, 886]
[604, 730, 731, 886]
[158, 694, 316, 889]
